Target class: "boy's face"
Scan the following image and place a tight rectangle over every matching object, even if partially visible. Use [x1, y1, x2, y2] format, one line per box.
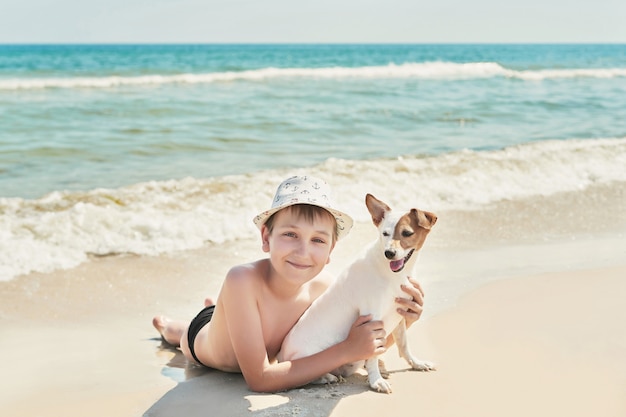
[262, 207, 336, 286]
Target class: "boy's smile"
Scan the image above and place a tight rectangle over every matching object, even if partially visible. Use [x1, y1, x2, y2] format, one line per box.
[286, 259, 313, 270]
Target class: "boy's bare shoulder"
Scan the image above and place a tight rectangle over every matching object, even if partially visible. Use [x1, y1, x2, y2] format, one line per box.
[224, 259, 269, 285]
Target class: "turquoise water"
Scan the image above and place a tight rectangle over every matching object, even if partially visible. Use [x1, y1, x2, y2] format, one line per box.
[1, 44, 626, 280]
[2, 44, 625, 199]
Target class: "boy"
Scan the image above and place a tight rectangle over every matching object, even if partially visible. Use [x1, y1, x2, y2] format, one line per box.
[153, 175, 425, 392]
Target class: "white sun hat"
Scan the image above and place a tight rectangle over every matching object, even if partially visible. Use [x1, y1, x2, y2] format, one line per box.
[253, 175, 354, 240]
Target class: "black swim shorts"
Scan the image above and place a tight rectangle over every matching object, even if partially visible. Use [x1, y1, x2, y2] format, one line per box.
[187, 305, 215, 366]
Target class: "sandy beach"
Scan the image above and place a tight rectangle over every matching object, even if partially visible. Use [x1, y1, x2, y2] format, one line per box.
[3, 41, 626, 417]
[1, 182, 625, 417]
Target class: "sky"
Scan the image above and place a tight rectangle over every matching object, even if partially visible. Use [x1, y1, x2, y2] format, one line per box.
[1, 0, 625, 43]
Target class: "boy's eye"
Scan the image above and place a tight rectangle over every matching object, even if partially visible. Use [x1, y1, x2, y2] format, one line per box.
[313, 238, 327, 244]
[283, 232, 297, 238]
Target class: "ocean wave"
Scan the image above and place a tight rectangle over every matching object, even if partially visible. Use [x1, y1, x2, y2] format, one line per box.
[2, 62, 626, 90]
[1, 137, 625, 281]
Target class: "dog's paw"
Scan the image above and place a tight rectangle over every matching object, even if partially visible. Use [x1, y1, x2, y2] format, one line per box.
[369, 377, 392, 394]
[409, 359, 437, 372]
[312, 373, 339, 385]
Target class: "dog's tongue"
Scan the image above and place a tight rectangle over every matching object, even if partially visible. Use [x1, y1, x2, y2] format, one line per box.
[390, 259, 405, 272]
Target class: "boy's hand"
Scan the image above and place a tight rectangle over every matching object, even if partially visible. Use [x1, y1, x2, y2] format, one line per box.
[395, 277, 425, 328]
[344, 314, 386, 361]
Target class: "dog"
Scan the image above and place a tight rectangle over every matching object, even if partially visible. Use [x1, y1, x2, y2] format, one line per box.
[278, 193, 437, 393]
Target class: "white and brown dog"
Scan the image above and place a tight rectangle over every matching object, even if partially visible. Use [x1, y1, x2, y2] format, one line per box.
[278, 194, 437, 393]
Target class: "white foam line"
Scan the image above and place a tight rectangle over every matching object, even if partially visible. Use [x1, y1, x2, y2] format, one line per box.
[2, 62, 625, 90]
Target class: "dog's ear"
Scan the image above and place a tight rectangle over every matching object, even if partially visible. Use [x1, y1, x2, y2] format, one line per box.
[365, 194, 391, 227]
[412, 209, 438, 230]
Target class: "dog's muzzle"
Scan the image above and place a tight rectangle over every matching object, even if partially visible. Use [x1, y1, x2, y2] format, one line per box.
[388, 249, 415, 273]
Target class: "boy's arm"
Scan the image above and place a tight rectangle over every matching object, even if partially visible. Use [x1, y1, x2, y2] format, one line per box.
[221, 268, 385, 393]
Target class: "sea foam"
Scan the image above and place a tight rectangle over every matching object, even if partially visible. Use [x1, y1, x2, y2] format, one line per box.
[1, 137, 625, 281]
[2, 62, 626, 90]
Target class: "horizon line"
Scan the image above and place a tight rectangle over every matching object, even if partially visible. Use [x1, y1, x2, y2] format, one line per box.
[2, 41, 626, 46]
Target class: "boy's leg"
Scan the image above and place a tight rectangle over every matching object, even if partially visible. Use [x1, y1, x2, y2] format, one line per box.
[152, 316, 187, 346]
[153, 316, 203, 365]
[151, 315, 197, 364]
[153, 298, 215, 359]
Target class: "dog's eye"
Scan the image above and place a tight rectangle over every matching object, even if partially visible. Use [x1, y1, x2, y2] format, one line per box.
[382, 231, 390, 237]
[402, 230, 414, 237]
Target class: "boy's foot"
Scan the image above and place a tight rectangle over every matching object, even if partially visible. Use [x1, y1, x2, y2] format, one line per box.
[153, 315, 184, 346]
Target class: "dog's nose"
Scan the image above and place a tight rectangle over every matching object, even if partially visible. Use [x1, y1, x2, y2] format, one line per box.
[384, 250, 396, 259]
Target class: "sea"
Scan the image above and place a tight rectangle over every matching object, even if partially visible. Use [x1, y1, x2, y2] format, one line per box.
[1, 43, 625, 281]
